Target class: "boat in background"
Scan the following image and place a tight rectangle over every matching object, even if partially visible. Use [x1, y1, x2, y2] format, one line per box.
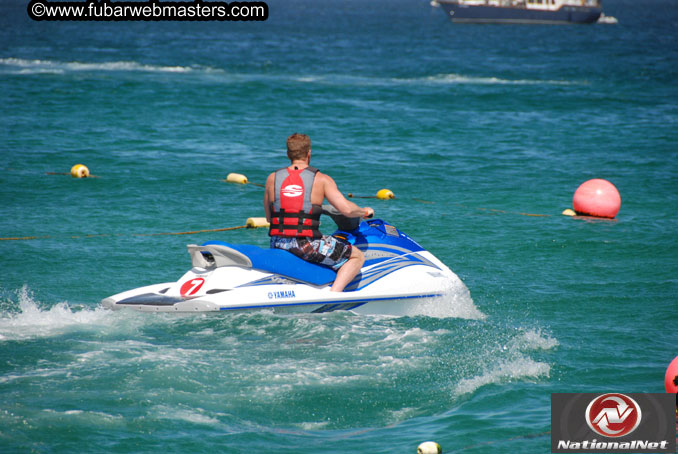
[438, 0, 603, 24]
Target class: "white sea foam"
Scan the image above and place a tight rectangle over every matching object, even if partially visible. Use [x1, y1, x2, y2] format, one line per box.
[384, 406, 421, 425]
[0, 57, 207, 75]
[41, 409, 124, 425]
[0, 286, 114, 341]
[396, 275, 485, 319]
[454, 357, 551, 396]
[135, 346, 213, 367]
[292, 72, 580, 87]
[0, 366, 71, 385]
[415, 73, 580, 86]
[452, 327, 557, 395]
[152, 406, 220, 425]
[511, 328, 560, 351]
[0, 58, 579, 87]
[298, 421, 330, 430]
[228, 323, 439, 404]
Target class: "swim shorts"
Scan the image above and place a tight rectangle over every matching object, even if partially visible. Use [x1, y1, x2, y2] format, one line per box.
[270, 235, 352, 271]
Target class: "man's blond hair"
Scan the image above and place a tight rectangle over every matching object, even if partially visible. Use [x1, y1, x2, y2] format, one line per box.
[286, 133, 311, 161]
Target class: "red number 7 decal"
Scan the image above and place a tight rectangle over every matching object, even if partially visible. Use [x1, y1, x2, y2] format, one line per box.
[180, 278, 205, 297]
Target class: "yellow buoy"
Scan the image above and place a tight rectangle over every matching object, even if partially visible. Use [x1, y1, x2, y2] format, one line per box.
[417, 441, 442, 454]
[561, 209, 576, 217]
[376, 189, 395, 200]
[226, 173, 248, 184]
[70, 164, 90, 178]
[246, 217, 269, 228]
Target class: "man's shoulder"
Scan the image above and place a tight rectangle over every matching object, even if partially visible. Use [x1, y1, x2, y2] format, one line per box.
[314, 170, 333, 181]
[314, 171, 336, 188]
[314, 172, 340, 196]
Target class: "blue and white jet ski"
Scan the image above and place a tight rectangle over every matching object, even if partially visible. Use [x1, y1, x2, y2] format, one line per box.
[101, 207, 465, 315]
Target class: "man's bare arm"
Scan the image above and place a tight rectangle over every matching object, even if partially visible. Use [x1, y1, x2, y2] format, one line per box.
[323, 174, 373, 218]
[263, 172, 275, 222]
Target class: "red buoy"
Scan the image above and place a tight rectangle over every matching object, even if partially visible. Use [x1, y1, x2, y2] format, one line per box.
[572, 179, 621, 218]
[665, 355, 678, 393]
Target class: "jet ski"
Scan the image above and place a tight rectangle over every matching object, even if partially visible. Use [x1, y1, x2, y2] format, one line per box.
[100, 206, 464, 315]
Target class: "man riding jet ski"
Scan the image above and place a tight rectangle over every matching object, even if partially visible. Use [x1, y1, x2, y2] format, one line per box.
[264, 133, 373, 292]
[100, 134, 465, 314]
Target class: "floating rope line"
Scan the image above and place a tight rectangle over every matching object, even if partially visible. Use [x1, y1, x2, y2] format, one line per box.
[348, 189, 395, 200]
[0, 235, 51, 241]
[134, 225, 249, 236]
[451, 202, 553, 218]
[347, 194, 377, 199]
[0, 219, 269, 242]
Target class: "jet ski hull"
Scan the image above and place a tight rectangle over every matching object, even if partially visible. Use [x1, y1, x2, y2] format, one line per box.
[101, 218, 464, 316]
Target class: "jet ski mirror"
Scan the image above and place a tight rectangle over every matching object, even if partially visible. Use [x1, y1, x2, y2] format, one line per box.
[321, 204, 362, 231]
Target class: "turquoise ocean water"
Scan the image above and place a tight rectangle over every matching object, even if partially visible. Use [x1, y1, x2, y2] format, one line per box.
[1, 0, 677, 452]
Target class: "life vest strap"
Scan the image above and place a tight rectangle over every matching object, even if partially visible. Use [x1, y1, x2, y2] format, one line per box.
[269, 202, 323, 239]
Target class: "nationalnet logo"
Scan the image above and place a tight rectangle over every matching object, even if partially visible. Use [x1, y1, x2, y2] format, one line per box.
[551, 393, 676, 453]
[585, 394, 641, 438]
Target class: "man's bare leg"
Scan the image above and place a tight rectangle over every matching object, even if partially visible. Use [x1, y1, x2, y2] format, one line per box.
[330, 247, 364, 292]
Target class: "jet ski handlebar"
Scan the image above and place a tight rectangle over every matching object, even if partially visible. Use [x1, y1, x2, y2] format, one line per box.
[321, 204, 370, 231]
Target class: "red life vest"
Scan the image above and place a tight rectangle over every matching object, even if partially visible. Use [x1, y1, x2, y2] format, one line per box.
[269, 166, 322, 238]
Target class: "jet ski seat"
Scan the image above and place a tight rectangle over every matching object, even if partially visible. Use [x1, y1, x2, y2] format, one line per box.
[188, 241, 338, 287]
